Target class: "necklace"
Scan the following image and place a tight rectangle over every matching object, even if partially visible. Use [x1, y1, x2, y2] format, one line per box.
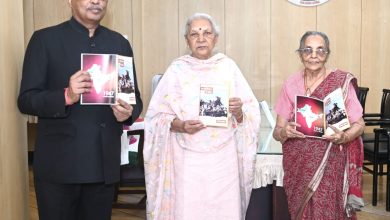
[304, 69, 326, 96]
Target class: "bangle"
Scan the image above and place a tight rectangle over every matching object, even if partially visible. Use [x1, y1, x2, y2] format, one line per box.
[343, 132, 350, 143]
[171, 118, 179, 131]
[279, 127, 286, 140]
[235, 111, 243, 119]
[64, 88, 73, 105]
[275, 126, 286, 140]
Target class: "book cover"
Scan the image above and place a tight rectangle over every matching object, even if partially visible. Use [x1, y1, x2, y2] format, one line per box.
[80, 54, 136, 105]
[295, 88, 350, 137]
[199, 83, 229, 127]
[323, 88, 350, 135]
[80, 54, 117, 105]
[295, 95, 325, 137]
[117, 55, 136, 104]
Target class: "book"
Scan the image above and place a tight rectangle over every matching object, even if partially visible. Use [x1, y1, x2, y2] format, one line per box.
[80, 53, 136, 105]
[199, 83, 230, 127]
[295, 88, 350, 138]
[117, 56, 136, 104]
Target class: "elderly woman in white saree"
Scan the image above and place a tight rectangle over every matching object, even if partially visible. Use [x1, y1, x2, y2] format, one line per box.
[144, 13, 260, 220]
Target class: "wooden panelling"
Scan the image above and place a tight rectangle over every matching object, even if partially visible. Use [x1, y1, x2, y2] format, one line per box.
[317, 0, 362, 82]
[270, 1, 316, 105]
[23, 0, 34, 47]
[23, 0, 390, 116]
[361, 0, 390, 114]
[225, 0, 271, 102]
[141, 0, 179, 109]
[33, 0, 70, 30]
[0, 0, 29, 219]
[101, 0, 133, 42]
[131, 0, 144, 97]
[10, 0, 390, 218]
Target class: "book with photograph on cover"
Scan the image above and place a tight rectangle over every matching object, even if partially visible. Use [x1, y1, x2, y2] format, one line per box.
[199, 83, 230, 127]
[117, 56, 136, 104]
[80, 53, 136, 105]
[295, 88, 350, 138]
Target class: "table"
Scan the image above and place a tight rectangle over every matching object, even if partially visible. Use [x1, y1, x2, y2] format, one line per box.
[120, 120, 291, 219]
[246, 128, 291, 220]
[121, 119, 144, 165]
[254, 128, 284, 187]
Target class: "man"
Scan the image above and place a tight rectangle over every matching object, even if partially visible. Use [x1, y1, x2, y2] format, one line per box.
[18, 0, 142, 219]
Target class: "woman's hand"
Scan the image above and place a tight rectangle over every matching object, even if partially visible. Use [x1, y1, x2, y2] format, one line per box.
[322, 125, 349, 145]
[273, 116, 305, 143]
[229, 97, 243, 122]
[280, 122, 305, 139]
[171, 118, 206, 134]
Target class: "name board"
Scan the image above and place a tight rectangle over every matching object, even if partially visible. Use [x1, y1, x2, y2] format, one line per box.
[288, 0, 329, 7]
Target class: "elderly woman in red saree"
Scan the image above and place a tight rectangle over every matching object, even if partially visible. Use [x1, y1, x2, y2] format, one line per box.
[273, 31, 365, 219]
[144, 13, 260, 220]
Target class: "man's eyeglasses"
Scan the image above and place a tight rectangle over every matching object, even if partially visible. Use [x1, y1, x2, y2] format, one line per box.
[297, 47, 328, 57]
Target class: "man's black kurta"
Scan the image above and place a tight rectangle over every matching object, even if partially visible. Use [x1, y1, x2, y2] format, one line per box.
[18, 17, 143, 184]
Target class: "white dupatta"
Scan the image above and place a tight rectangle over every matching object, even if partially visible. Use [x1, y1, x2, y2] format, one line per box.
[144, 53, 260, 220]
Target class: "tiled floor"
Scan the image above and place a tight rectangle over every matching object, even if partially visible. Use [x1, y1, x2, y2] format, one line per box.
[356, 168, 390, 220]
[29, 168, 389, 219]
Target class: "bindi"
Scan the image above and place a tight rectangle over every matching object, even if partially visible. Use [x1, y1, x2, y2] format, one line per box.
[191, 26, 209, 32]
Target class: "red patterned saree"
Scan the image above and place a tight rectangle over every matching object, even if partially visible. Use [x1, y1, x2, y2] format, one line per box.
[283, 70, 364, 220]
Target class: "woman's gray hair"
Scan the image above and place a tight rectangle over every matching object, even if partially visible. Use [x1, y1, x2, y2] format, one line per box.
[184, 13, 220, 38]
[298, 31, 331, 54]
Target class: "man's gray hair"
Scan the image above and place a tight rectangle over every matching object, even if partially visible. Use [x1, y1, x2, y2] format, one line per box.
[184, 13, 220, 37]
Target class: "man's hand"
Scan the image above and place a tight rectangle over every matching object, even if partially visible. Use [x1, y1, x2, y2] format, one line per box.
[111, 99, 133, 122]
[67, 70, 92, 104]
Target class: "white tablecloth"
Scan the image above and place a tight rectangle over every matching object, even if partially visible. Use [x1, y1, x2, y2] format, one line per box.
[121, 121, 285, 186]
[253, 154, 284, 188]
[121, 120, 144, 165]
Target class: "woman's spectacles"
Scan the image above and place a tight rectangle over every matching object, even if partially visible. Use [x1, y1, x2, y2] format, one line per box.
[297, 47, 328, 57]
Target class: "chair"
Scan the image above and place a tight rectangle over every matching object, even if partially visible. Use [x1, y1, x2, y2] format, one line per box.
[112, 129, 146, 209]
[363, 128, 390, 210]
[151, 74, 163, 95]
[357, 87, 369, 115]
[362, 89, 390, 207]
[362, 89, 390, 143]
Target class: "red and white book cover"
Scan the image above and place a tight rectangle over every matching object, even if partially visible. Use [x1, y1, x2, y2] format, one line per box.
[80, 54, 136, 105]
[80, 53, 117, 105]
[295, 88, 350, 138]
[295, 95, 325, 138]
